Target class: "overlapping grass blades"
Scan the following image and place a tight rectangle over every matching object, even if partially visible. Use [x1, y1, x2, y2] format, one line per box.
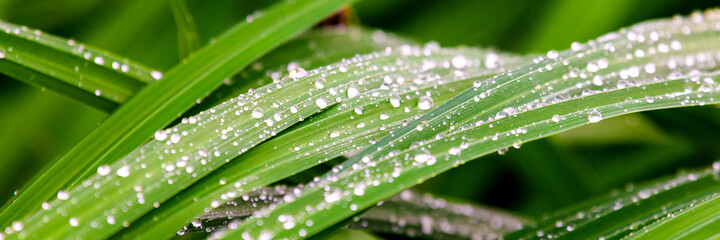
[506, 162, 720, 239]
[0, 0, 355, 235]
[0, 20, 157, 111]
[116, 45, 525, 239]
[4, 5, 720, 240]
[219, 10, 720, 239]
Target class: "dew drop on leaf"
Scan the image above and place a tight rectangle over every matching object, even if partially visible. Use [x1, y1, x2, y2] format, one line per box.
[315, 98, 328, 109]
[252, 108, 264, 118]
[314, 78, 326, 89]
[451, 55, 467, 69]
[116, 165, 130, 177]
[69, 217, 79, 227]
[324, 189, 342, 203]
[547, 50, 559, 59]
[347, 87, 359, 98]
[57, 191, 69, 200]
[588, 110, 603, 123]
[552, 114, 561, 123]
[289, 67, 307, 79]
[154, 130, 167, 141]
[151, 71, 163, 80]
[418, 96, 434, 110]
[390, 96, 401, 108]
[97, 165, 111, 176]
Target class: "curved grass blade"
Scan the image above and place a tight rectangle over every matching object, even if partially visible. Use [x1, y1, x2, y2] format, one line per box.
[115, 46, 527, 239]
[170, 0, 201, 59]
[178, 187, 529, 240]
[220, 10, 720, 239]
[0, 0, 355, 233]
[0, 19, 157, 110]
[505, 162, 720, 239]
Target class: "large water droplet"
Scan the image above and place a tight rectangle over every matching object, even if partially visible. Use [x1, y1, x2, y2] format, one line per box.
[347, 87, 359, 98]
[116, 165, 130, 177]
[390, 96, 401, 108]
[154, 130, 167, 141]
[316, 98, 328, 109]
[252, 108, 264, 118]
[414, 152, 436, 165]
[289, 67, 307, 79]
[588, 110, 603, 123]
[418, 96, 434, 110]
[97, 165, 111, 176]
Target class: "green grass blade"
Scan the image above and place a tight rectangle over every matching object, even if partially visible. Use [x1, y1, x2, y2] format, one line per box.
[170, 0, 201, 59]
[220, 11, 720, 239]
[0, 0, 354, 234]
[0, 19, 157, 110]
[179, 188, 529, 239]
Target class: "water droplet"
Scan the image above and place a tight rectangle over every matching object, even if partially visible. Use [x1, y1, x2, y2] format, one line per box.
[315, 78, 326, 89]
[117, 165, 130, 177]
[252, 108, 264, 118]
[324, 189, 342, 203]
[97, 165, 111, 176]
[170, 134, 181, 143]
[448, 147, 461, 156]
[354, 107, 363, 115]
[315, 98, 328, 108]
[107, 215, 116, 225]
[329, 131, 340, 138]
[588, 110, 603, 123]
[57, 191, 70, 200]
[547, 50, 559, 59]
[389, 96, 401, 108]
[151, 71, 163, 80]
[414, 152, 436, 165]
[11, 221, 23, 231]
[418, 96, 434, 110]
[154, 130, 167, 141]
[289, 67, 307, 79]
[347, 87, 359, 98]
[512, 140, 522, 149]
[473, 80, 482, 88]
[551, 114, 561, 122]
[670, 40, 682, 50]
[95, 89, 102, 96]
[69, 217, 79, 227]
[451, 55, 467, 69]
[497, 147, 508, 155]
[484, 53, 500, 69]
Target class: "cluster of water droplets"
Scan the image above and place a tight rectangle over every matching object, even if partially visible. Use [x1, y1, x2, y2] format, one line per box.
[221, 9, 720, 239]
[5, 26, 522, 239]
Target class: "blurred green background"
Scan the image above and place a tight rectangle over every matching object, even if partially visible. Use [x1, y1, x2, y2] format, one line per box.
[1, 0, 719, 220]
